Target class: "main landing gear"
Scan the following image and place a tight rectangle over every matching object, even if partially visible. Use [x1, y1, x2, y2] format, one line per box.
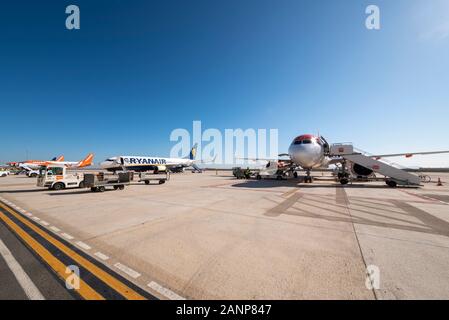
[337, 161, 350, 185]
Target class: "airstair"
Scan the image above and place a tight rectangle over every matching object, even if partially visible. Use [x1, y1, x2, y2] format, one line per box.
[330, 144, 421, 186]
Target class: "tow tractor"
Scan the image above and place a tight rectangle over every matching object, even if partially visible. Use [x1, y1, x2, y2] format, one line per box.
[37, 165, 84, 190]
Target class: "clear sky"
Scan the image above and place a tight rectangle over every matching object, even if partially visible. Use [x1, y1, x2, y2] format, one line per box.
[1, 0, 448, 167]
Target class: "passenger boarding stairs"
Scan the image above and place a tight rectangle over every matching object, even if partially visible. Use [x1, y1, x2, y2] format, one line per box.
[330, 144, 421, 186]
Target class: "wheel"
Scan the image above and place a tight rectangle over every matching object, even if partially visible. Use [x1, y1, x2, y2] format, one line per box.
[113, 185, 119, 190]
[91, 187, 98, 192]
[340, 178, 349, 185]
[386, 180, 397, 188]
[256, 175, 261, 180]
[293, 172, 298, 178]
[118, 185, 125, 190]
[145, 180, 150, 185]
[98, 186, 106, 192]
[276, 175, 283, 180]
[30, 173, 37, 178]
[52, 182, 65, 190]
[79, 181, 85, 188]
[158, 180, 165, 184]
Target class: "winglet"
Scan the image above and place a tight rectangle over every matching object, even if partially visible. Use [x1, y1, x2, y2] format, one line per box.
[189, 143, 198, 160]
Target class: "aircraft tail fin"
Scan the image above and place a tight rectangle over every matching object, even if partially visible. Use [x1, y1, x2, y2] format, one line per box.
[56, 155, 64, 162]
[77, 153, 94, 167]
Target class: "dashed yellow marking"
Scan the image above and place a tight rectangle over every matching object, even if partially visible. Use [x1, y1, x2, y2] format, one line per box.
[0, 202, 146, 300]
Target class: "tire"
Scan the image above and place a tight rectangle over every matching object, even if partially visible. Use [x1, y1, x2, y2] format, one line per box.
[276, 175, 283, 180]
[98, 186, 106, 192]
[340, 178, 349, 185]
[256, 175, 262, 180]
[79, 181, 85, 188]
[159, 180, 165, 185]
[53, 182, 65, 191]
[91, 187, 98, 192]
[145, 180, 150, 185]
[293, 172, 298, 178]
[30, 173, 37, 178]
[113, 185, 119, 190]
[386, 180, 397, 188]
[118, 185, 125, 190]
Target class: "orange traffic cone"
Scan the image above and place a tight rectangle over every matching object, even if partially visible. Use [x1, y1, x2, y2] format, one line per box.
[437, 178, 443, 186]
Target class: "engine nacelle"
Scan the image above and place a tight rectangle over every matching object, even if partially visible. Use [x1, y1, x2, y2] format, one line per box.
[351, 163, 373, 177]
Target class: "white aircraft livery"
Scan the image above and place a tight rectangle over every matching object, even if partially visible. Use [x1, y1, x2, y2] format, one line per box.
[101, 144, 201, 172]
[247, 134, 449, 187]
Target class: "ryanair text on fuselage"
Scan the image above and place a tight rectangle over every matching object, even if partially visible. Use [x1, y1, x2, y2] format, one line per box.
[123, 157, 167, 165]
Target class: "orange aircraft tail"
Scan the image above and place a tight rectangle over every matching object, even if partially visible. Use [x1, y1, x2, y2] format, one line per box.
[56, 155, 64, 161]
[78, 153, 94, 168]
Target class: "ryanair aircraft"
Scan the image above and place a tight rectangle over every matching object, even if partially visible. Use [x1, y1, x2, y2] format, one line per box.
[100, 144, 201, 173]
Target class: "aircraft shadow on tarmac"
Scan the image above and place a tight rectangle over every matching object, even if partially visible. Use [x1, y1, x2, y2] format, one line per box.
[0, 189, 48, 193]
[262, 189, 449, 237]
[231, 180, 418, 189]
[46, 190, 102, 196]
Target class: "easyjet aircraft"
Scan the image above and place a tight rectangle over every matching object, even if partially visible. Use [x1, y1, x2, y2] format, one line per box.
[44, 153, 94, 168]
[18, 154, 93, 171]
[11, 155, 65, 171]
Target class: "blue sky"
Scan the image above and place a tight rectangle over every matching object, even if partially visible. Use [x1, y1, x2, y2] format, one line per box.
[1, 0, 448, 167]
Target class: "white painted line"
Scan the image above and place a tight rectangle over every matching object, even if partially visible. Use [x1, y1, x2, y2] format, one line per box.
[25, 213, 33, 217]
[94, 252, 109, 261]
[40, 221, 49, 226]
[75, 241, 91, 250]
[32, 217, 40, 221]
[114, 263, 141, 279]
[61, 233, 74, 240]
[0, 239, 45, 300]
[49, 226, 60, 233]
[147, 281, 185, 300]
[19, 209, 26, 213]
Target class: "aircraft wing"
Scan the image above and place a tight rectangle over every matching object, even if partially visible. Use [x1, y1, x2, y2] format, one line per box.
[236, 153, 292, 162]
[370, 150, 449, 159]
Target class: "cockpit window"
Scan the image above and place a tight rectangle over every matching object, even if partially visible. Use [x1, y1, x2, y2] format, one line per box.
[294, 140, 302, 145]
[302, 139, 312, 144]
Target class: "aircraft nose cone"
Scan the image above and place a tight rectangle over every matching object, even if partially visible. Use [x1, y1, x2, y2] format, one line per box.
[100, 161, 113, 168]
[288, 144, 321, 168]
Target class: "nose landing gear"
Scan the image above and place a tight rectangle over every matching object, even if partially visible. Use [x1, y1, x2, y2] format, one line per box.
[304, 170, 313, 183]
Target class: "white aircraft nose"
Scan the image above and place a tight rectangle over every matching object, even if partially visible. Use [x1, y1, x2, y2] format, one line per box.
[288, 144, 322, 168]
[100, 160, 114, 168]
